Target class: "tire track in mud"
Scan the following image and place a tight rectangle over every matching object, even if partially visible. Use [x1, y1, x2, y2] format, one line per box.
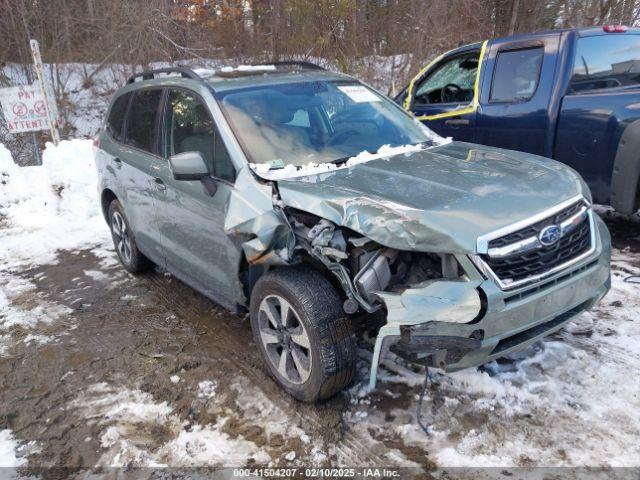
[138, 271, 393, 467]
[3, 249, 401, 468]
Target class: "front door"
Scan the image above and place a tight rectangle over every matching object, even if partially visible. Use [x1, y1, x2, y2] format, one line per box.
[406, 46, 484, 142]
[152, 88, 240, 308]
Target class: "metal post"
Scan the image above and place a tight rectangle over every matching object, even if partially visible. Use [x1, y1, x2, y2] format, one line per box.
[29, 39, 60, 145]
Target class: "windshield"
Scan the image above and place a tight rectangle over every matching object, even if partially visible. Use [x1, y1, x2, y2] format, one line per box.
[216, 80, 441, 168]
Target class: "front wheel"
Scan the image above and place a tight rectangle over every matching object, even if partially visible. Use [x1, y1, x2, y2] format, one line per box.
[107, 200, 152, 274]
[250, 267, 356, 402]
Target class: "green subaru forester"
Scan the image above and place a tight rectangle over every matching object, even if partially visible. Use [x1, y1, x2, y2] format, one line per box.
[95, 63, 611, 402]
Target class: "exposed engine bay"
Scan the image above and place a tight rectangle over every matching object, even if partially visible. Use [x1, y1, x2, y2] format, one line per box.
[286, 208, 451, 313]
[275, 208, 482, 388]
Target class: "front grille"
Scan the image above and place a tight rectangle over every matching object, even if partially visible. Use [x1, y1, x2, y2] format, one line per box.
[488, 201, 585, 249]
[480, 201, 593, 286]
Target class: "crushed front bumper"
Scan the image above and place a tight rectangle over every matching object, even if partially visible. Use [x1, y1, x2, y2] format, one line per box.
[368, 215, 611, 389]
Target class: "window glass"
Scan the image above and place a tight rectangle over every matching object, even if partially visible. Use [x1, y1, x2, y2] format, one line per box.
[490, 47, 544, 102]
[124, 89, 162, 152]
[414, 52, 480, 105]
[217, 80, 436, 167]
[106, 92, 130, 142]
[571, 35, 640, 92]
[164, 89, 235, 182]
[213, 130, 236, 182]
[286, 109, 311, 127]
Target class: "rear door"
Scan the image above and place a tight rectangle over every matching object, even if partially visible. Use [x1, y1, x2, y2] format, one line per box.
[113, 88, 165, 261]
[405, 44, 485, 142]
[152, 87, 240, 308]
[476, 33, 560, 157]
[555, 31, 640, 204]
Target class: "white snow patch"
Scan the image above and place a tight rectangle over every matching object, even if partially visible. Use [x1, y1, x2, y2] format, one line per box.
[84, 269, 110, 282]
[196, 380, 217, 399]
[91, 246, 121, 269]
[0, 335, 11, 356]
[0, 140, 111, 269]
[231, 380, 308, 440]
[219, 64, 276, 73]
[249, 143, 425, 180]
[23, 334, 55, 346]
[0, 430, 26, 467]
[157, 424, 271, 467]
[71, 383, 269, 467]
[412, 117, 452, 146]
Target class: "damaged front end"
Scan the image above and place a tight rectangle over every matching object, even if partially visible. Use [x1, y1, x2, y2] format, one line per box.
[286, 210, 483, 389]
[225, 167, 485, 389]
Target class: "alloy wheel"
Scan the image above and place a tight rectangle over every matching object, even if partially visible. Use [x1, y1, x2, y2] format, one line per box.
[258, 294, 312, 384]
[111, 211, 132, 265]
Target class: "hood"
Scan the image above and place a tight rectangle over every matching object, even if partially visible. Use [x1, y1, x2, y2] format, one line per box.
[276, 142, 586, 254]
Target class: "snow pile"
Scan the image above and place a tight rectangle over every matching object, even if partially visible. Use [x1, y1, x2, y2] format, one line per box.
[0, 140, 110, 268]
[250, 143, 427, 180]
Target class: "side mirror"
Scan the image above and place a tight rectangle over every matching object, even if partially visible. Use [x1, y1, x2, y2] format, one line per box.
[169, 151, 209, 181]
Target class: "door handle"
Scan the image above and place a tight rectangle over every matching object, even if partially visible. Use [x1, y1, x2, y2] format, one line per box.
[113, 157, 122, 168]
[444, 118, 470, 126]
[154, 178, 166, 191]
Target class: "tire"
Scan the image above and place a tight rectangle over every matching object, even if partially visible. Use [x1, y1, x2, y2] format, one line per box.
[250, 267, 356, 402]
[107, 199, 153, 274]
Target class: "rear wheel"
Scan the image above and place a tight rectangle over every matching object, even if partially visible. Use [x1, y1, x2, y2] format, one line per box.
[108, 200, 152, 274]
[250, 267, 356, 402]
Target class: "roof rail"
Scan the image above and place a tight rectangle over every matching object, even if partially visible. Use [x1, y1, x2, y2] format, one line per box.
[127, 67, 203, 84]
[270, 61, 325, 71]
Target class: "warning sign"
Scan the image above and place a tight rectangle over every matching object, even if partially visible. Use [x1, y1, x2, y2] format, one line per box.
[0, 83, 63, 133]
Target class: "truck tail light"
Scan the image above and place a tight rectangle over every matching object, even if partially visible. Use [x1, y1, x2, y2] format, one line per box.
[93, 137, 100, 149]
[603, 25, 627, 33]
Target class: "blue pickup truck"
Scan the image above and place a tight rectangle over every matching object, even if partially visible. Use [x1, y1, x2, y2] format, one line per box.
[397, 26, 640, 214]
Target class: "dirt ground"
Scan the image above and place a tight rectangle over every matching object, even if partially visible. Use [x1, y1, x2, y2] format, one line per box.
[1, 212, 639, 478]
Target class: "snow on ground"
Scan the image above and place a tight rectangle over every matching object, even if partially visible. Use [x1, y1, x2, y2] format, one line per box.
[0, 430, 26, 467]
[0, 139, 107, 361]
[346, 249, 640, 467]
[0, 139, 110, 268]
[69, 382, 271, 467]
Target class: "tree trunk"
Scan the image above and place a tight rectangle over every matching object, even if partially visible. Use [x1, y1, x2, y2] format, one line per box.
[508, 0, 520, 35]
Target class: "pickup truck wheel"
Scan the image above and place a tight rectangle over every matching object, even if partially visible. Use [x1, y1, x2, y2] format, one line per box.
[250, 267, 356, 402]
[107, 200, 152, 274]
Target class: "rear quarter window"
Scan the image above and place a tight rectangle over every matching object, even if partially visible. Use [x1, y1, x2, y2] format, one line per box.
[124, 89, 163, 153]
[106, 93, 131, 142]
[490, 47, 544, 102]
[571, 35, 640, 93]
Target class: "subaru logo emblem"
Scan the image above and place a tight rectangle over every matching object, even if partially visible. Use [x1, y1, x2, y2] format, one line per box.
[539, 225, 561, 246]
